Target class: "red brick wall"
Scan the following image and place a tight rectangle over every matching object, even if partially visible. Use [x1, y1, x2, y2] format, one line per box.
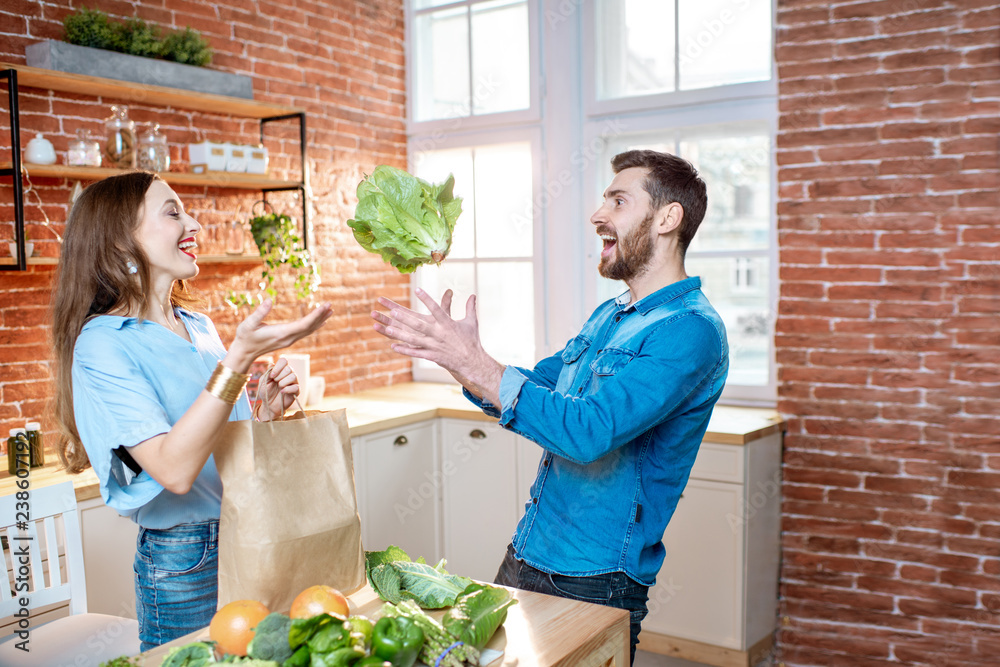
[0, 0, 411, 447]
[776, 1, 1000, 664]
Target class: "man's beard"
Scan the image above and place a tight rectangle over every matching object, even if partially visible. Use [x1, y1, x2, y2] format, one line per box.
[598, 210, 655, 282]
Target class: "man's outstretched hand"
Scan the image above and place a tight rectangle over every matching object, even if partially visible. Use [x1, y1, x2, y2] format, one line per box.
[371, 288, 504, 405]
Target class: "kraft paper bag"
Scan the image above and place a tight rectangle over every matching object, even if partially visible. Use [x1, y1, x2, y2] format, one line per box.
[214, 407, 365, 612]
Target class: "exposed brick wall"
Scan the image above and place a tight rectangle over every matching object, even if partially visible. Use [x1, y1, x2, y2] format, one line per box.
[0, 0, 411, 448]
[775, 1, 1000, 664]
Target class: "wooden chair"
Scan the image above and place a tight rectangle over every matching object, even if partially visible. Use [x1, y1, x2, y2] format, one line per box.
[0, 481, 140, 665]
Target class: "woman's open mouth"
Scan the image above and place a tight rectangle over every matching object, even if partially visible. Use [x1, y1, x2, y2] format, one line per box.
[179, 238, 197, 259]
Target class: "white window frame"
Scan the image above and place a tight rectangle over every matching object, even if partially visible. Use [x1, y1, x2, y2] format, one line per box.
[406, 0, 541, 137]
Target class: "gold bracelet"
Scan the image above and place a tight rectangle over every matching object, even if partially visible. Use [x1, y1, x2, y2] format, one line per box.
[205, 362, 250, 405]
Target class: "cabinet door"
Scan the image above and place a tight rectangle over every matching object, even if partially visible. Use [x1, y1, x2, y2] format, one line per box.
[357, 422, 441, 562]
[440, 420, 518, 582]
[642, 479, 744, 650]
[78, 497, 138, 617]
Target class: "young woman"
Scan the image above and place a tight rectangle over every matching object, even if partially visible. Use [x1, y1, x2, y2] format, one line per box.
[52, 171, 332, 650]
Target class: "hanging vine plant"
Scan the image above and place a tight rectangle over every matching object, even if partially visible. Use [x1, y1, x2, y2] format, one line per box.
[226, 205, 319, 309]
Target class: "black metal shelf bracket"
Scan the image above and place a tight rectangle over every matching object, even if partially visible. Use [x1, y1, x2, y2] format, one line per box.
[260, 111, 309, 250]
[1, 68, 26, 271]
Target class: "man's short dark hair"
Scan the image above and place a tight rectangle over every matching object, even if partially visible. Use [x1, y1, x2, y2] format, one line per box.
[611, 150, 708, 256]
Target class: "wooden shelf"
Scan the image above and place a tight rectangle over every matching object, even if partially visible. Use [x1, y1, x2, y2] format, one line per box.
[7, 163, 300, 190]
[0, 254, 260, 266]
[0, 61, 301, 118]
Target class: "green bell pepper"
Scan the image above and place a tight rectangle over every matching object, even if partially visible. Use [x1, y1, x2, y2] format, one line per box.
[371, 616, 423, 667]
[346, 615, 374, 652]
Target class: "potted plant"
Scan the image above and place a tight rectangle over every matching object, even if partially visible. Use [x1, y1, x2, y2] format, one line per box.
[227, 208, 320, 309]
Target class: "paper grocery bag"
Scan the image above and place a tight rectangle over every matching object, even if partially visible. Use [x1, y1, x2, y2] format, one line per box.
[214, 408, 365, 612]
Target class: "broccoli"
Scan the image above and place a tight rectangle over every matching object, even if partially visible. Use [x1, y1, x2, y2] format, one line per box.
[246, 612, 295, 663]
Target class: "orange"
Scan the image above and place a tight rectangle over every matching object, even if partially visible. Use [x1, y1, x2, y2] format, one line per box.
[209, 599, 270, 657]
[289, 584, 350, 620]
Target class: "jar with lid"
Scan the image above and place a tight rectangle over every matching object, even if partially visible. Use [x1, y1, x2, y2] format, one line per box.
[24, 421, 44, 469]
[137, 123, 170, 173]
[68, 128, 102, 167]
[105, 104, 137, 169]
[7, 428, 29, 475]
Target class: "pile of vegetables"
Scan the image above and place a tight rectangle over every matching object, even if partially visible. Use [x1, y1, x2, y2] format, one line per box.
[102, 550, 514, 667]
[347, 166, 463, 274]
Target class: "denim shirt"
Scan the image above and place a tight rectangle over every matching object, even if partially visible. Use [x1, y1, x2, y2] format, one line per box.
[466, 277, 728, 585]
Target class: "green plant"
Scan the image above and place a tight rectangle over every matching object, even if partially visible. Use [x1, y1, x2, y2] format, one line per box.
[160, 26, 213, 66]
[63, 7, 118, 50]
[114, 17, 162, 58]
[61, 7, 212, 67]
[227, 211, 320, 308]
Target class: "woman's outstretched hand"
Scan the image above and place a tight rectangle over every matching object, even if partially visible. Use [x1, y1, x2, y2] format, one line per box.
[227, 299, 333, 373]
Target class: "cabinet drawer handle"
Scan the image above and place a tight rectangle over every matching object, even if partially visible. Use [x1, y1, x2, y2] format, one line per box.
[469, 429, 487, 439]
[393, 435, 408, 447]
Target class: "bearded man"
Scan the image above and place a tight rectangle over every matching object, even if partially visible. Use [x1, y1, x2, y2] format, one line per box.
[371, 149, 729, 665]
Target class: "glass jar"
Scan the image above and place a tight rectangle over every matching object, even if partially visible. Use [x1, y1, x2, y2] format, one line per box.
[7, 428, 29, 475]
[105, 104, 137, 169]
[24, 421, 44, 468]
[137, 123, 170, 173]
[68, 128, 102, 167]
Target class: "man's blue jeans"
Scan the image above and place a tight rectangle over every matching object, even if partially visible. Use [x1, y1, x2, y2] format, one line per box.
[134, 520, 219, 651]
[494, 544, 649, 665]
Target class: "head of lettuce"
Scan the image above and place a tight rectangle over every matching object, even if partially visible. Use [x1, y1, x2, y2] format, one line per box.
[347, 165, 463, 273]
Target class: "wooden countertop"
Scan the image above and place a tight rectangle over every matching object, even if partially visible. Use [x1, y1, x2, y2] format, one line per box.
[1, 382, 784, 503]
[138, 583, 630, 667]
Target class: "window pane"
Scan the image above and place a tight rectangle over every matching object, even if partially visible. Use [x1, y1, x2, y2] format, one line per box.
[596, 0, 676, 99]
[477, 262, 535, 366]
[686, 256, 771, 386]
[414, 8, 470, 121]
[471, 0, 530, 114]
[473, 143, 533, 258]
[413, 147, 476, 259]
[680, 127, 771, 253]
[678, 0, 772, 90]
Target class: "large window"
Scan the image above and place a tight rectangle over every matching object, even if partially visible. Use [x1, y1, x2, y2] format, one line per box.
[407, 0, 777, 403]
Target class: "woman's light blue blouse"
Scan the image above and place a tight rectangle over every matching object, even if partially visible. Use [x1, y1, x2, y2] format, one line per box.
[72, 308, 251, 529]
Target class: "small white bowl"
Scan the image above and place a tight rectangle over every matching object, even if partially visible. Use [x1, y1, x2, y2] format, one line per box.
[8, 242, 33, 258]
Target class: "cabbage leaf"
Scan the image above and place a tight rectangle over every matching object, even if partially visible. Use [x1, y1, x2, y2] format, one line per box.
[365, 546, 473, 609]
[347, 165, 462, 273]
[442, 583, 518, 650]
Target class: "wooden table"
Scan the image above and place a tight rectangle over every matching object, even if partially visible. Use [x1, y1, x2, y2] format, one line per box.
[138, 584, 630, 667]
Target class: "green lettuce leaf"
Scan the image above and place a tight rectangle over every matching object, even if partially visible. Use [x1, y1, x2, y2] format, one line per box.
[365, 546, 472, 608]
[393, 560, 474, 609]
[347, 165, 463, 273]
[441, 583, 518, 650]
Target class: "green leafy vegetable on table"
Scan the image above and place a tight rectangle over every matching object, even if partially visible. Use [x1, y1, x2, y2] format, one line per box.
[347, 165, 463, 274]
[365, 546, 474, 609]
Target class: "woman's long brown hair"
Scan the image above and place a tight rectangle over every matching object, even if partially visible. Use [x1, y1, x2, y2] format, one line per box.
[52, 171, 196, 473]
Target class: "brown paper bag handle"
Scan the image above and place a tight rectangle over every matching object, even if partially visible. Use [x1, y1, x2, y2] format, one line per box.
[252, 362, 306, 422]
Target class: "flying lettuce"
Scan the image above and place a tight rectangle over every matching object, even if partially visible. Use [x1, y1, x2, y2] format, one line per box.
[347, 165, 463, 273]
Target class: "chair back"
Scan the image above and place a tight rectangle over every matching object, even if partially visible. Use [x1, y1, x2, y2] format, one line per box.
[0, 481, 87, 618]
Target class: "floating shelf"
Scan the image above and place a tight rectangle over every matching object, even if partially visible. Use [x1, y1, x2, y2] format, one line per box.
[0, 61, 302, 118]
[6, 163, 301, 190]
[0, 254, 260, 266]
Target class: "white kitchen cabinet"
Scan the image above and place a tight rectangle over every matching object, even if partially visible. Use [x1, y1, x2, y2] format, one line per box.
[354, 421, 441, 562]
[439, 419, 519, 582]
[78, 496, 138, 617]
[639, 433, 783, 667]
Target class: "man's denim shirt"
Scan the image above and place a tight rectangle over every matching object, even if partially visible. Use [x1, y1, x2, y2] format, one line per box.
[466, 277, 728, 586]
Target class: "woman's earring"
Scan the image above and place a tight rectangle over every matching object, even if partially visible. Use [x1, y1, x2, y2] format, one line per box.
[127, 260, 138, 274]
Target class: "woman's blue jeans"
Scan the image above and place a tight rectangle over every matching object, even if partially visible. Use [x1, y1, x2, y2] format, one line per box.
[494, 544, 649, 665]
[134, 520, 219, 651]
